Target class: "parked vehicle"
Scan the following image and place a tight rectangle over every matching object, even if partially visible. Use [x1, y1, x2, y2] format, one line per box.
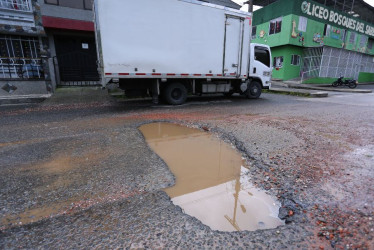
[94, 0, 272, 105]
[17, 64, 43, 79]
[332, 76, 357, 89]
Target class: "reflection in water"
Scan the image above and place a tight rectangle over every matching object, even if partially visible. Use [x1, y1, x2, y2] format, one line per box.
[140, 122, 284, 232]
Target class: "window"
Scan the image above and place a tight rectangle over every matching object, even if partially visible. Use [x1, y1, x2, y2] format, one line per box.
[359, 35, 368, 48]
[252, 26, 257, 40]
[341, 29, 346, 42]
[349, 32, 356, 44]
[368, 38, 374, 49]
[291, 55, 300, 66]
[254, 46, 270, 67]
[269, 17, 282, 35]
[273, 56, 284, 68]
[298, 16, 308, 32]
[44, 0, 93, 10]
[0, 35, 44, 79]
[0, 0, 32, 12]
[323, 24, 331, 37]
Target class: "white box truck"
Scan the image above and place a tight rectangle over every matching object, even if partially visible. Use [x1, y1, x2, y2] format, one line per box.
[94, 0, 272, 105]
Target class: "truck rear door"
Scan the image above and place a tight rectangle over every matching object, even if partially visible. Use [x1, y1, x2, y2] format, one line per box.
[223, 16, 244, 77]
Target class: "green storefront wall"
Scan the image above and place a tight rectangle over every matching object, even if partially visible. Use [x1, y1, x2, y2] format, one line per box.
[358, 72, 374, 82]
[252, 15, 292, 47]
[271, 45, 303, 81]
[252, 0, 374, 81]
[252, 13, 374, 55]
[253, 0, 374, 40]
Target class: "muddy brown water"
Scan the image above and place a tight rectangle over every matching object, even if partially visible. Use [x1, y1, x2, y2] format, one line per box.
[139, 122, 284, 232]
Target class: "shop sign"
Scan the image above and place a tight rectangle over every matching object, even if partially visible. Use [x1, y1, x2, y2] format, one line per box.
[301, 1, 374, 37]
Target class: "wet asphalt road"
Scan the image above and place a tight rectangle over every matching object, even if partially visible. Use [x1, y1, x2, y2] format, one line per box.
[0, 87, 373, 249]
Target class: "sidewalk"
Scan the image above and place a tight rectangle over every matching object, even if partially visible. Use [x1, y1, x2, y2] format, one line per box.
[43, 87, 110, 105]
[0, 87, 111, 106]
[0, 94, 52, 105]
[269, 80, 373, 97]
[269, 81, 329, 97]
[276, 80, 373, 93]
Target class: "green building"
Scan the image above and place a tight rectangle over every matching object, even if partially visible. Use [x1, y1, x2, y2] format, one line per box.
[252, 0, 374, 83]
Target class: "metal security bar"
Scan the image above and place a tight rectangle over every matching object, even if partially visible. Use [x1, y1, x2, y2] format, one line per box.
[0, 0, 32, 11]
[54, 52, 100, 86]
[301, 47, 323, 81]
[302, 46, 374, 81]
[320, 46, 368, 79]
[0, 35, 44, 79]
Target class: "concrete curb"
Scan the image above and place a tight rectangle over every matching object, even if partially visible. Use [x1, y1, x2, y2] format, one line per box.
[269, 87, 328, 98]
[279, 81, 373, 93]
[289, 84, 372, 93]
[0, 94, 52, 106]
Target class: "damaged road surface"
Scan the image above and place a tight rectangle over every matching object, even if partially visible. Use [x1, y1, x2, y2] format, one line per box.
[140, 122, 284, 232]
[0, 92, 373, 248]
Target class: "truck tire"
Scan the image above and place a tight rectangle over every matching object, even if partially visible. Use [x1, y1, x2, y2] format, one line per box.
[246, 81, 262, 99]
[163, 83, 187, 105]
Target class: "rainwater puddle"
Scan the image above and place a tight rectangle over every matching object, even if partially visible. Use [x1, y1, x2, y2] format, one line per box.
[139, 122, 284, 232]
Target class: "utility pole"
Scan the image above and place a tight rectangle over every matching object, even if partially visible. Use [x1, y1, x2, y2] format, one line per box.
[244, 0, 253, 12]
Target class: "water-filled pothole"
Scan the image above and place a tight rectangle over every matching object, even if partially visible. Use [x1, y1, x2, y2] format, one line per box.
[139, 122, 284, 232]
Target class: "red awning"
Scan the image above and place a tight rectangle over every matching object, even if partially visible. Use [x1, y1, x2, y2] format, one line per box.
[42, 16, 94, 32]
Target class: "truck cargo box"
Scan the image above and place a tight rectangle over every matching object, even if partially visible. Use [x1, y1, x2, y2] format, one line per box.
[94, 0, 252, 80]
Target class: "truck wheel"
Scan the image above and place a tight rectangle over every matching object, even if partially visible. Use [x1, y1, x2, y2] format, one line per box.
[163, 83, 187, 105]
[246, 81, 262, 99]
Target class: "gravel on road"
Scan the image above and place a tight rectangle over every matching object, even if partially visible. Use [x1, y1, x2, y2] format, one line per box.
[0, 92, 373, 249]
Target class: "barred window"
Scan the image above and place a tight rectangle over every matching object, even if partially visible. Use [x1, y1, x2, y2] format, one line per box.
[291, 55, 300, 66]
[0, 0, 32, 12]
[0, 35, 44, 79]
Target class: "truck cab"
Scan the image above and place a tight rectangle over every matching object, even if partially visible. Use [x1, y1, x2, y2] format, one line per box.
[248, 43, 272, 97]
